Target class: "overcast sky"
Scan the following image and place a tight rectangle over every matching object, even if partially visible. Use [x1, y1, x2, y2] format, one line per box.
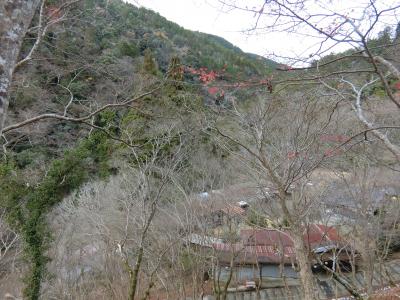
[127, 0, 399, 64]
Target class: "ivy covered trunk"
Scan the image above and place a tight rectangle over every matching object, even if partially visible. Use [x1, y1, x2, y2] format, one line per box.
[0, 0, 40, 133]
[0, 131, 111, 300]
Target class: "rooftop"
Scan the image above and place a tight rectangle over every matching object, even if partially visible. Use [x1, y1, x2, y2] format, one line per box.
[213, 224, 341, 265]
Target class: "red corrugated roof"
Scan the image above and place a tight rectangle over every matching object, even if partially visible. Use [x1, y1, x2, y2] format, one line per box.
[213, 225, 341, 264]
[241, 225, 340, 248]
[303, 224, 340, 247]
[213, 242, 296, 264]
[241, 229, 293, 247]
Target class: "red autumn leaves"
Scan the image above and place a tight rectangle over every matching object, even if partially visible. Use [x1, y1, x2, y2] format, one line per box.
[186, 67, 218, 83]
[186, 66, 225, 97]
[185, 65, 273, 97]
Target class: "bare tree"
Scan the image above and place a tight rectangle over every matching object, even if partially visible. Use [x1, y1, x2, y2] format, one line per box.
[209, 90, 343, 299]
[327, 166, 400, 295]
[41, 126, 190, 300]
[216, 0, 400, 162]
[205, 4, 400, 296]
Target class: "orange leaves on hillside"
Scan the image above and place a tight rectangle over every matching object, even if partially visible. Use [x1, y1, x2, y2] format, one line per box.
[186, 67, 219, 84]
[185, 65, 273, 96]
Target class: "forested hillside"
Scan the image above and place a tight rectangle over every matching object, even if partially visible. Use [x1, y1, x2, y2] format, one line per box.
[0, 1, 400, 300]
[7, 0, 275, 156]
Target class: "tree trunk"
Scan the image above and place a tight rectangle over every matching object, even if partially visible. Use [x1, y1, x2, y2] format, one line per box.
[0, 0, 41, 134]
[361, 247, 374, 296]
[291, 229, 316, 300]
[316, 257, 364, 300]
[221, 253, 234, 300]
[128, 246, 144, 300]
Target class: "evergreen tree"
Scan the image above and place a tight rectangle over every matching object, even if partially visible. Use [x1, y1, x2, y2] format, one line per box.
[143, 48, 158, 75]
[167, 56, 184, 89]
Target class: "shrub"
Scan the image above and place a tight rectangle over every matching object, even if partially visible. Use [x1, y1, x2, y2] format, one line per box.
[118, 41, 139, 58]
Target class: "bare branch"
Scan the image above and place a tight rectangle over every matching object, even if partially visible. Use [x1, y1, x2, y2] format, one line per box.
[2, 84, 163, 134]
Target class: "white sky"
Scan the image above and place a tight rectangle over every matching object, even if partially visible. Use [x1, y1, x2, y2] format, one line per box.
[126, 0, 400, 64]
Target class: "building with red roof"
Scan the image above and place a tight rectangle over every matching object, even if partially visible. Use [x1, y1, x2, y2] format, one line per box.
[211, 225, 354, 288]
[214, 225, 341, 265]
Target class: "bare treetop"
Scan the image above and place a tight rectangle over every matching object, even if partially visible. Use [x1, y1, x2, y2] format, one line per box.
[217, 0, 400, 64]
